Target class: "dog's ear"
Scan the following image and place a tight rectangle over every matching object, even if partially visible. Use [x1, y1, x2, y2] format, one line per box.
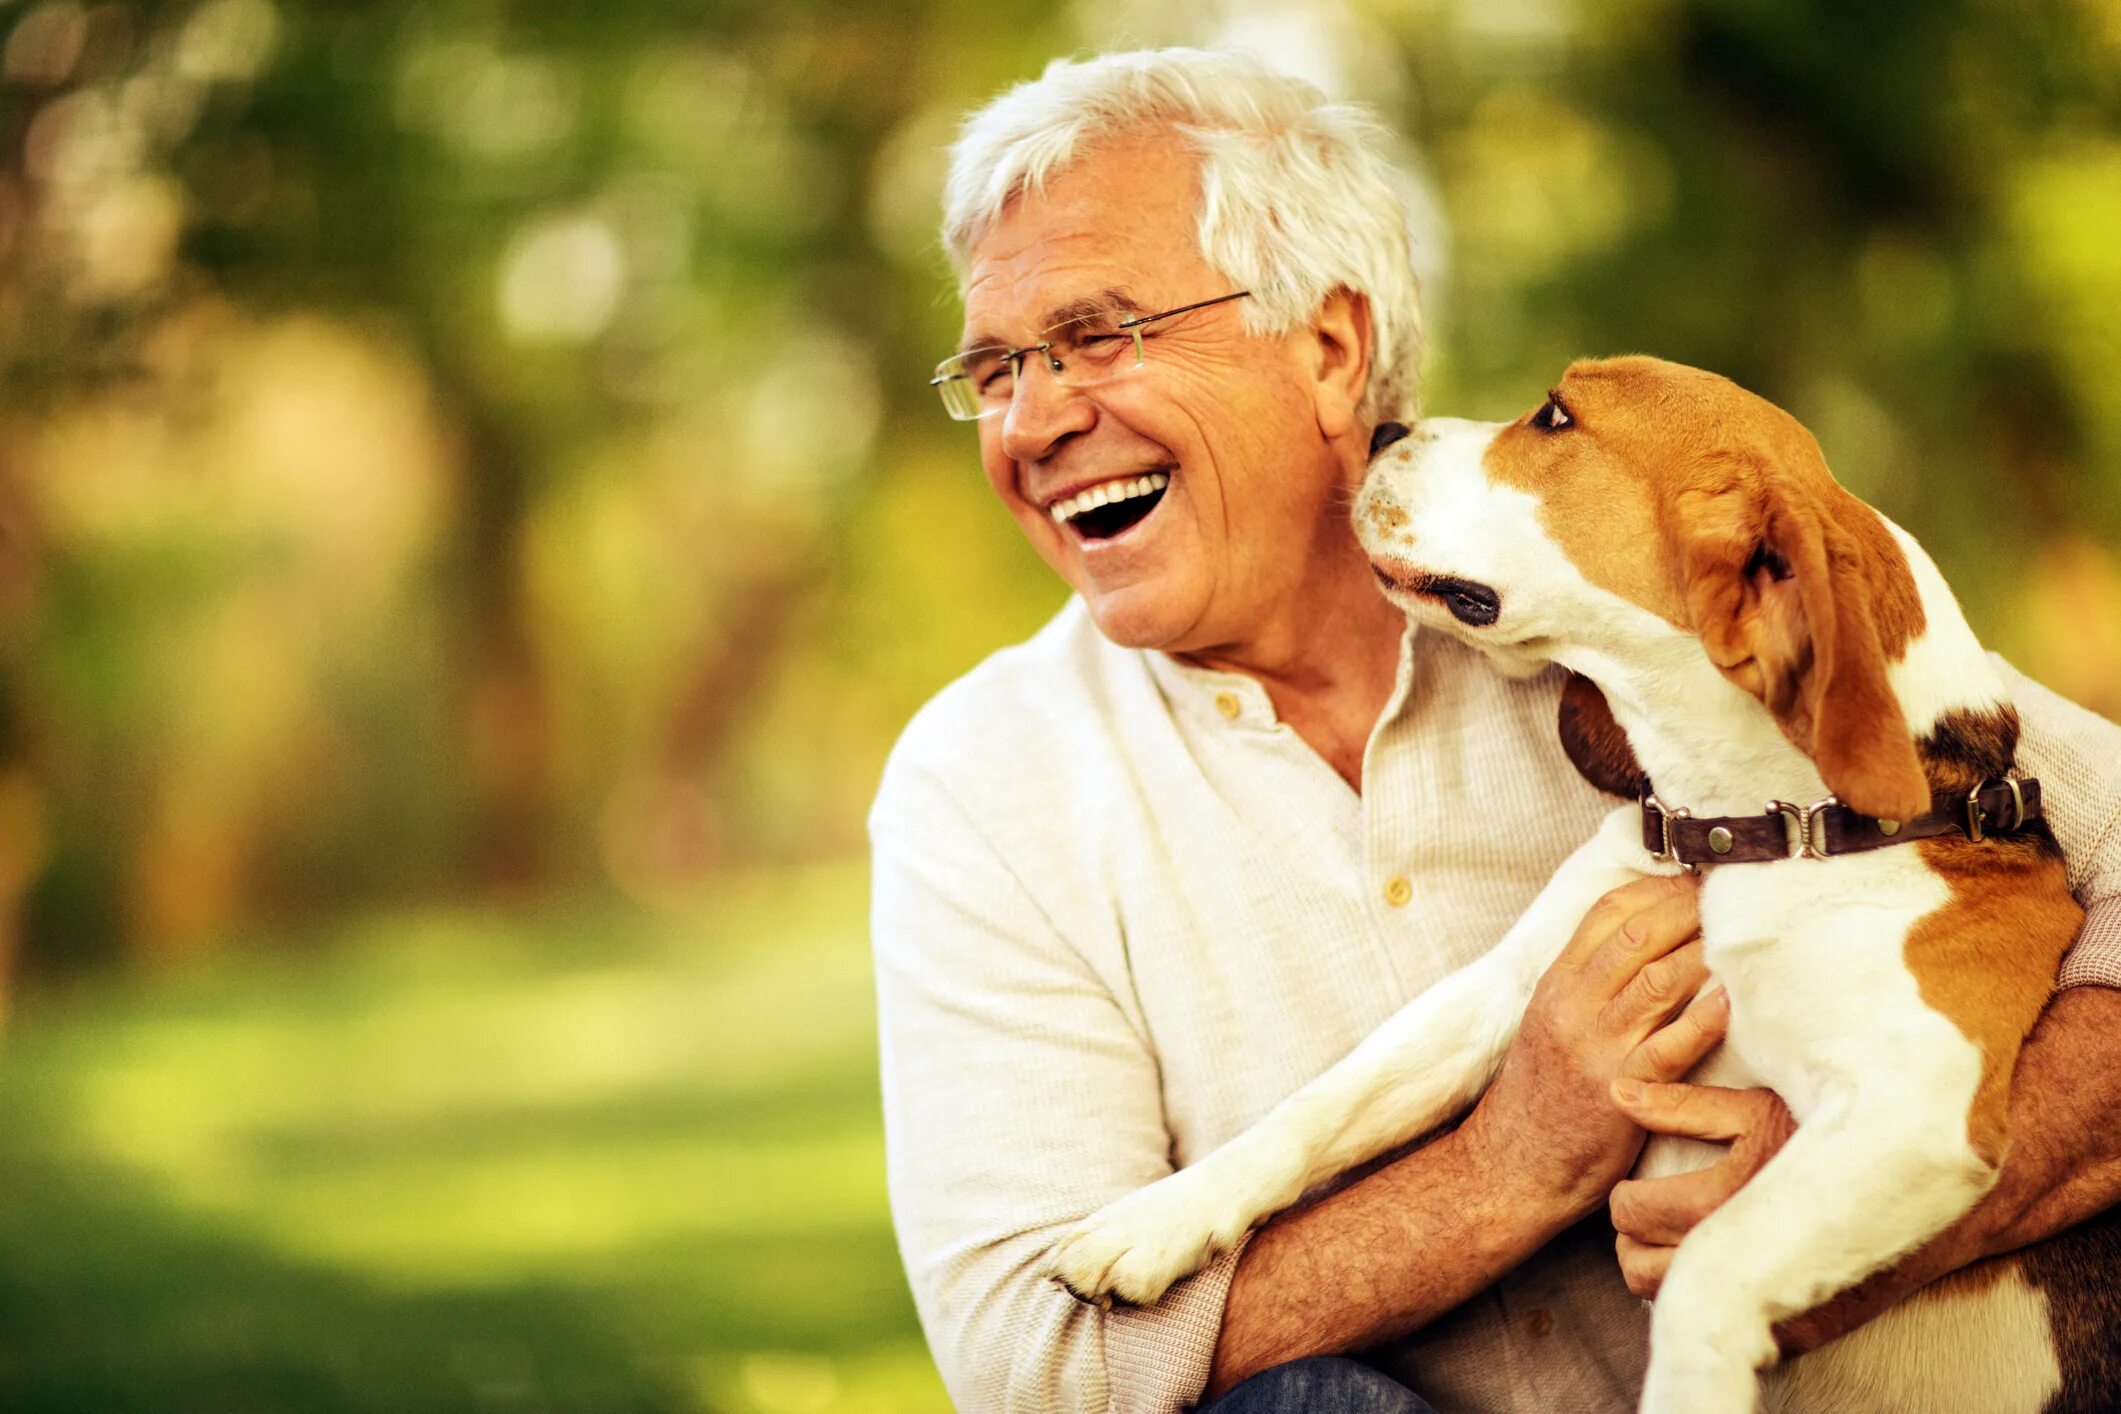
[1558, 672, 1648, 800]
[1674, 461, 1929, 822]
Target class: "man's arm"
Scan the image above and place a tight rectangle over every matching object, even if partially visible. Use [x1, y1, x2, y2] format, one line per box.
[872, 750, 1224, 1414]
[1207, 876, 1729, 1396]
[2010, 660, 2121, 984]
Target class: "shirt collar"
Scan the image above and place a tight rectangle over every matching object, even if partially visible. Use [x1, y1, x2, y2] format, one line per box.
[1140, 618, 1423, 735]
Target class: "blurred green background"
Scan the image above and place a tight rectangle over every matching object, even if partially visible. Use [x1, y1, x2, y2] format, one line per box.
[0, 0, 2118, 1408]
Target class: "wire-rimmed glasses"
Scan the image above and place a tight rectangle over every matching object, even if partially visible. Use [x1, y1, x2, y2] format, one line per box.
[930, 291, 1251, 421]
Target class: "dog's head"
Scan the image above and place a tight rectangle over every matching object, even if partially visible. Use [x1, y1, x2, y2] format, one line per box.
[1356, 355, 1931, 821]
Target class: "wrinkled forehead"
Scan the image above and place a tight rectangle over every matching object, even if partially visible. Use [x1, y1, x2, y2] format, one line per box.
[958, 132, 1214, 341]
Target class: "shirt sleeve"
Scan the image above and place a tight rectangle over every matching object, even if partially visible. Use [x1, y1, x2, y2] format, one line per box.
[1994, 658, 2121, 988]
[870, 746, 1244, 1413]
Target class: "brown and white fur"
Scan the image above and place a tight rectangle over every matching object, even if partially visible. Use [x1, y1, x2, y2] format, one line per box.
[1044, 357, 2112, 1412]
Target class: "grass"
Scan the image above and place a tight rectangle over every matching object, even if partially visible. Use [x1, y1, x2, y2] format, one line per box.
[0, 861, 950, 1413]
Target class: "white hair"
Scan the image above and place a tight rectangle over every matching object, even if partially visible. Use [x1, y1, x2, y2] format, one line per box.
[941, 47, 1424, 421]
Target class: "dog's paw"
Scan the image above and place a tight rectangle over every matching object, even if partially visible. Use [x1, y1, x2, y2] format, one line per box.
[1642, 1307, 1770, 1414]
[1046, 1173, 1243, 1309]
[1638, 1355, 1759, 1414]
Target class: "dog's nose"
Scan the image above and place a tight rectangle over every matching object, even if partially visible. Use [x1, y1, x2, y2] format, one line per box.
[1369, 421, 1411, 456]
[1430, 577, 1502, 627]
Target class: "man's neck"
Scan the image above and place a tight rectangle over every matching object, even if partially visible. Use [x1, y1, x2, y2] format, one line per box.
[1172, 550, 1408, 791]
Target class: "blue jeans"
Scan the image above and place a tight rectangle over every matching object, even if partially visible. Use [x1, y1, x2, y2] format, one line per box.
[1201, 1356, 1437, 1413]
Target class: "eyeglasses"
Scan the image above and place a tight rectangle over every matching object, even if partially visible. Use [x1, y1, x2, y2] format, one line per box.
[930, 291, 1251, 422]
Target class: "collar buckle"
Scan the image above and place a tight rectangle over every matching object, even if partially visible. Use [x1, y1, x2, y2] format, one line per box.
[1643, 792, 1689, 864]
[1766, 795, 1838, 860]
[1966, 774, 2027, 844]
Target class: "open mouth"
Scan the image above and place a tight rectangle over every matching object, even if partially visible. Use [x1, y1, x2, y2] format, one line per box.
[1370, 563, 1503, 628]
[1051, 471, 1170, 542]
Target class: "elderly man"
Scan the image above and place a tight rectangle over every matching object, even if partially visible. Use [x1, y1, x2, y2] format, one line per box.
[870, 48, 2121, 1413]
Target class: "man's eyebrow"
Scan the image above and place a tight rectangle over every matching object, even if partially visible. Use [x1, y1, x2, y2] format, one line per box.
[1042, 287, 1147, 326]
[956, 287, 1146, 356]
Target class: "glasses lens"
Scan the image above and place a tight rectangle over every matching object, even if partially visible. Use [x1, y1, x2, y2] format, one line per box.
[1044, 312, 1138, 385]
[934, 347, 1012, 420]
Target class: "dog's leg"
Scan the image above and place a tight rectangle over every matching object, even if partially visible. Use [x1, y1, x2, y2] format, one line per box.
[1047, 805, 1659, 1308]
[1640, 1071, 1995, 1414]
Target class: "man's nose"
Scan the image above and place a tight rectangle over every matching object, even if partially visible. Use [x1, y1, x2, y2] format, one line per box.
[999, 355, 1096, 463]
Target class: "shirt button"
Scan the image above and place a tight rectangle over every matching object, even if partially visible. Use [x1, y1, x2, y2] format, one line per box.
[1384, 876, 1412, 907]
[1524, 1306, 1554, 1338]
[1214, 692, 1241, 720]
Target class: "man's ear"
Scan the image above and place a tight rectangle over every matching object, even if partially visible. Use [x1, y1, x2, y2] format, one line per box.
[1308, 287, 1373, 442]
[1674, 463, 1930, 822]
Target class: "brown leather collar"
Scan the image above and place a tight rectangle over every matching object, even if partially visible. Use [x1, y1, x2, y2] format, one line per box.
[1642, 776, 2044, 866]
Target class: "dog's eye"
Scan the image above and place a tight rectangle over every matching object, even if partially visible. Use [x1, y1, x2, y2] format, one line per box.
[1533, 393, 1573, 432]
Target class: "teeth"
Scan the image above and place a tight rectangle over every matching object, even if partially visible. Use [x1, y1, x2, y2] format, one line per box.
[1049, 472, 1171, 525]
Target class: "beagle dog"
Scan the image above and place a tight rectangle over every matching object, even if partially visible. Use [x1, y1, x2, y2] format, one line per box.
[1045, 357, 2115, 1412]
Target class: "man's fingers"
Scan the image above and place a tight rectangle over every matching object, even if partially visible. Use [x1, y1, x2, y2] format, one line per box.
[1560, 873, 1697, 969]
[1603, 939, 1709, 1037]
[1583, 888, 1703, 997]
[1608, 1078, 1767, 1144]
[1609, 1166, 1739, 1246]
[1615, 1232, 1670, 1300]
[1619, 983, 1729, 1082]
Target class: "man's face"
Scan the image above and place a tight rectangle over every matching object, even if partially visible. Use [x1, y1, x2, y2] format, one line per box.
[959, 132, 1349, 653]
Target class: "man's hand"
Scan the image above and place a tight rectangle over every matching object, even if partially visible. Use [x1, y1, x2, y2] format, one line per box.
[1607, 1060, 2003, 1354]
[1459, 874, 1731, 1224]
[1607, 1081, 1796, 1300]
